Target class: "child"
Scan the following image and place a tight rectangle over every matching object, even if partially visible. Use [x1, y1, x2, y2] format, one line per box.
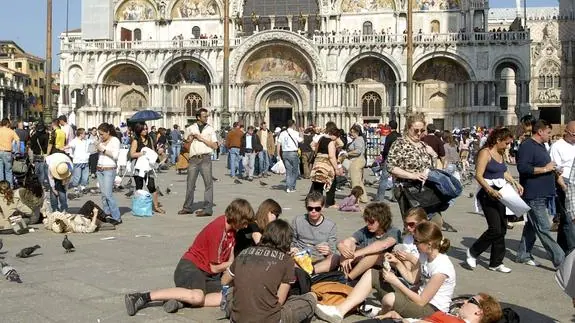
[223, 219, 317, 323]
[337, 186, 363, 212]
[66, 128, 91, 193]
[313, 202, 401, 281]
[45, 153, 73, 213]
[124, 199, 254, 316]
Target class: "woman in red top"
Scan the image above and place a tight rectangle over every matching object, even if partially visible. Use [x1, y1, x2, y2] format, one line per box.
[123, 198, 254, 316]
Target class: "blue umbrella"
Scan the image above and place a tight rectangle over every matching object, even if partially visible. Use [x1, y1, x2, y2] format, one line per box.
[128, 110, 162, 123]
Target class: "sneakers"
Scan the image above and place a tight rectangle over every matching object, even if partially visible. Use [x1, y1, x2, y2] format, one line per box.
[163, 299, 184, 313]
[315, 304, 343, 323]
[125, 293, 147, 316]
[286, 188, 296, 193]
[520, 259, 540, 267]
[466, 248, 477, 269]
[489, 264, 512, 273]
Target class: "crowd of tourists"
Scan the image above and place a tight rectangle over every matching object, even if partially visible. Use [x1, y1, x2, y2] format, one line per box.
[0, 108, 574, 322]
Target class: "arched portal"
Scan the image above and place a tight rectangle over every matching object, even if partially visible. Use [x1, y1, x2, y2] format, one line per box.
[254, 84, 303, 129]
[164, 60, 212, 123]
[493, 59, 528, 124]
[345, 56, 397, 123]
[103, 63, 149, 112]
[413, 57, 470, 128]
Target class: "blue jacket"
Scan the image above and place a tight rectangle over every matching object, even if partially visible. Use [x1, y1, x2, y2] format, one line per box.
[426, 169, 463, 200]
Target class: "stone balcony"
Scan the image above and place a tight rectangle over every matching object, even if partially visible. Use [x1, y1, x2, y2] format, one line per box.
[61, 30, 530, 53]
[0, 78, 24, 92]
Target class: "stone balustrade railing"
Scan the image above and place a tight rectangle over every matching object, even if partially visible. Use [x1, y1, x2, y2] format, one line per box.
[0, 78, 24, 92]
[61, 37, 244, 52]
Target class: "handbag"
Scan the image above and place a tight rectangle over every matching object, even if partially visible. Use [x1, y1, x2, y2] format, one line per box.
[12, 158, 28, 174]
[400, 181, 444, 211]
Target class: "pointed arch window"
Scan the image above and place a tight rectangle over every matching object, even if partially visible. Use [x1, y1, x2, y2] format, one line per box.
[363, 21, 373, 35]
[134, 29, 142, 41]
[184, 93, 202, 116]
[362, 92, 382, 117]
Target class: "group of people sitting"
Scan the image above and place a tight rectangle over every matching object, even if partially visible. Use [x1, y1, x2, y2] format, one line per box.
[123, 192, 505, 323]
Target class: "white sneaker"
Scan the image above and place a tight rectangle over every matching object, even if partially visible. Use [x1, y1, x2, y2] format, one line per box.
[466, 248, 477, 269]
[286, 189, 296, 193]
[315, 304, 343, 323]
[489, 264, 512, 273]
[521, 259, 540, 267]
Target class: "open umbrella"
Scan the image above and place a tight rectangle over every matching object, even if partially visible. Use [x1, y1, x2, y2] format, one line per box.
[128, 110, 162, 123]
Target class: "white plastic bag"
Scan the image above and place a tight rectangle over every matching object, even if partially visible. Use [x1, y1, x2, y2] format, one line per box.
[271, 160, 286, 174]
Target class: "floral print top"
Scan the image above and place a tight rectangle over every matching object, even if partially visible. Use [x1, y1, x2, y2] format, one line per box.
[386, 137, 433, 174]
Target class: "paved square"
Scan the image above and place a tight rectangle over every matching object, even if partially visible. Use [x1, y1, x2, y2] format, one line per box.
[0, 160, 569, 322]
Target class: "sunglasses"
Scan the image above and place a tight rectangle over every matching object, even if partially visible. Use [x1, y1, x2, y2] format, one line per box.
[467, 297, 481, 308]
[365, 218, 377, 225]
[405, 221, 417, 228]
[413, 129, 425, 134]
[306, 206, 322, 212]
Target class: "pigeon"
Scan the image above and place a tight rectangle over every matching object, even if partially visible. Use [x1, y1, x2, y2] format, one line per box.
[1, 262, 22, 283]
[166, 188, 171, 195]
[16, 245, 41, 258]
[234, 179, 242, 184]
[125, 190, 134, 198]
[62, 235, 75, 253]
[259, 181, 268, 186]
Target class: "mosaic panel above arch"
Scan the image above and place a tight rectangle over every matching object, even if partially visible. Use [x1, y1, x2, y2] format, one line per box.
[104, 64, 148, 86]
[341, 0, 395, 13]
[413, 58, 469, 83]
[345, 57, 396, 83]
[116, 0, 157, 21]
[165, 61, 211, 84]
[242, 46, 311, 82]
[171, 0, 220, 18]
[416, 0, 460, 11]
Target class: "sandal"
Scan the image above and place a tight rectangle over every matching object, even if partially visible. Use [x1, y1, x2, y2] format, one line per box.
[154, 207, 166, 214]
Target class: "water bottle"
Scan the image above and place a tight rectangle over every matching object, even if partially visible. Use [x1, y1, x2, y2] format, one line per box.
[220, 285, 230, 312]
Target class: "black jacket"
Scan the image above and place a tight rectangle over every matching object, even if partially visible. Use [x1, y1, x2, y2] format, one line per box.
[240, 133, 262, 155]
[381, 130, 401, 162]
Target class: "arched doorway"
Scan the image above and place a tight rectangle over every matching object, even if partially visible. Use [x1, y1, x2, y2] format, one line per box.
[494, 60, 526, 124]
[103, 64, 149, 122]
[413, 57, 470, 128]
[267, 92, 294, 129]
[164, 60, 211, 126]
[345, 56, 397, 123]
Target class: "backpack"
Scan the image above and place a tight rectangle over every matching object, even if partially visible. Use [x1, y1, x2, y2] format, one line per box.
[498, 308, 520, 323]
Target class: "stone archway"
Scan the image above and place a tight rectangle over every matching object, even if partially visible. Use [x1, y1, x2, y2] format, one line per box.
[413, 57, 470, 128]
[103, 63, 149, 113]
[493, 58, 529, 122]
[253, 83, 305, 128]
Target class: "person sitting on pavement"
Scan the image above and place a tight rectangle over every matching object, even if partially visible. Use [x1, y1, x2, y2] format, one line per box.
[222, 219, 318, 323]
[357, 293, 502, 323]
[0, 180, 37, 234]
[315, 222, 455, 322]
[233, 198, 282, 256]
[124, 198, 255, 316]
[313, 202, 401, 282]
[290, 191, 337, 272]
[335, 186, 364, 212]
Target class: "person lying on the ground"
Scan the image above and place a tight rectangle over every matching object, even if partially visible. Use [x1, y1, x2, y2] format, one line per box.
[315, 222, 455, 323]
[313, 202, 401, 281]
[123, 198, 254, 316]
[374, 293, 502, 323]
[291, 191, 337, 270]
[222, 219, 317, 323]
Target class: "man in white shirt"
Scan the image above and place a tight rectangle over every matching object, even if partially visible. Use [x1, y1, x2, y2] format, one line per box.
[178, 108, 218, 217]
[550, 120, 575, 253]
[276, 119, 302, 193]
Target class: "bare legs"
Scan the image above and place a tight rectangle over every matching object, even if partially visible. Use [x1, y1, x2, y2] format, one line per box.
[150, 288, 221, 307]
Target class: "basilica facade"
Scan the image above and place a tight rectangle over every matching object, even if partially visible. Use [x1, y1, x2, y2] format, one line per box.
[59, 0, 533, 130]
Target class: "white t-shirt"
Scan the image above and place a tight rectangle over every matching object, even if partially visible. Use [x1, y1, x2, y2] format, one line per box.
[277, 128, 302, 152]
[550, 138, 575, 179]
[400, 234, 420, 257]
[68, 138, 91, 164]
[418, 253, 456, 313]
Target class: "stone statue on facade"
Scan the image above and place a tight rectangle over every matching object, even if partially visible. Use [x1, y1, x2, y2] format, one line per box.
[158, 0, 167, 19]
[251, 11, 259, 31]
[235, 13, 243, 31]
[315, 14, 321, 30]
[298, 11, 307, 31]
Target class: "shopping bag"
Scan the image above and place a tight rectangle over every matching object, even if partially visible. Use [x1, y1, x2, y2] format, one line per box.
[131, 190, 153, 217]
[271, 160, 286, 174]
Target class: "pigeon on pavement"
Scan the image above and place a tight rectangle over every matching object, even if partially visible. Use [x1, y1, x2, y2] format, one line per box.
[260, 181, 268, 186]
[1, 262, 22, 283]
[234, 179, 242, 184]
[166, 187, 171, 195]
[62, 235, 75, 253]
[16, 245, 41, 258]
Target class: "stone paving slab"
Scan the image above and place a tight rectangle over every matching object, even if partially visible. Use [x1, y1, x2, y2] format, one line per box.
[0, 160, 570, 322]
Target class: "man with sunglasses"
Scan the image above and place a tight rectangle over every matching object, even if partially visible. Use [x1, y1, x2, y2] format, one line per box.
[369, 293, 502, 323]
[550, 121, 575, 253]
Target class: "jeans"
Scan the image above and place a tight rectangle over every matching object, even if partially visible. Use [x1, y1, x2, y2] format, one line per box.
[49, 180, 68, 212]
[171, 143, 181, 164]
[376, 162, 393, 202]
[34, 159, 49, 190]
[444, 163, 461, 181]
[229, 148, 241, 178]
[97, 169, 121, 221]
[282, 151, 300, 190]
[0, 151, 13, 187]
[470, 189, 508, 267]
[556, 182, 575, 253]
[182, 154, 213, 214]
[517, 198, 565, 267]
[242, 152, 256, 178]
[258, 150, 270, 175]
[71, 163, 89, 188]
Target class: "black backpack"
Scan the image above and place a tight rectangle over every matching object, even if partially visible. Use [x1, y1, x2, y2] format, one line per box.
[498, 308, 520, 323]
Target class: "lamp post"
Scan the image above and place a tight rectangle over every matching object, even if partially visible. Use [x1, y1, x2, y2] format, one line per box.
[221, 0, 231, 129]
[44, 0, 53, 124]
[406, 0, 413, 115]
